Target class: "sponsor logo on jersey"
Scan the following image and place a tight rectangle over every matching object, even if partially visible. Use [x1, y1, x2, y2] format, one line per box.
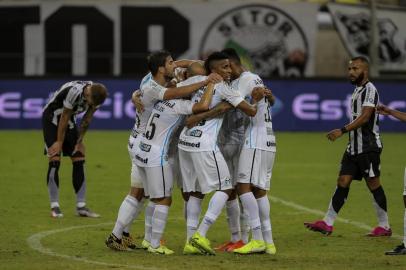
[199, 4, 309, 77]
[186, 129, 203, 138]
[179, 139, 201, 148]
[139, 142, 151, 152]
[135, 154, 148, 164]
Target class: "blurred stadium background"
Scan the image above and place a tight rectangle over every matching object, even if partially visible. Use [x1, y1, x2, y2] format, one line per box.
[1, 1, 406, 270]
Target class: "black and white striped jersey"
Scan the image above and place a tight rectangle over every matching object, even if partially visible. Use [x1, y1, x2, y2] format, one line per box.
[346, 81, 382, 155]
[43, 81, 92, 128]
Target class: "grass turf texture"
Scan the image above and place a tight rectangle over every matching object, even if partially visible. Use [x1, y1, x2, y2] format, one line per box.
[0, 131, 405, 270]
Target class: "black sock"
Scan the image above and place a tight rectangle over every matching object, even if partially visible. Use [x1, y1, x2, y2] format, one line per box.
[331, 186, 350, 213]
[72, 160, 86, 203]
[371, 186, 387, 212]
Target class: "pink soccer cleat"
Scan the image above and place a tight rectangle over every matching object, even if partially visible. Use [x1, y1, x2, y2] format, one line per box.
[366, 226, 392, 237]
[304, 220, 333, 236]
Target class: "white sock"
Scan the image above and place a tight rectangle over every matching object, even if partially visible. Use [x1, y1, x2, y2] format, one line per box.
[372, 200, 390, 229]
[50, 201, 60, 208]
[239, 192, 262, 241]
[112, 195, 140, 239]
[403, 208, 406, 246]
[151, 205, 169, 248]
[323, 201, 338, 226]
[144, 201, 156, 242]
[257, 196, 273, 244]
[240, 204, 250, 243]
[198, 191, 229, 237]
[226, 199, 241, 242]
[123, 198, 145, 234]
[187, 196, 202, 240]
[77, 202, 86, 208]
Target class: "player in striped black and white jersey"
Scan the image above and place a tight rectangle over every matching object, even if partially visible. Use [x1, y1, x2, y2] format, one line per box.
[106, 50, 222, 252]
[42, 81, 108, 218]
[178, 52, 265, 255]
[377, 105, 406, 255]
[305, 56, 391, 237]
[132, 80, 215, 255]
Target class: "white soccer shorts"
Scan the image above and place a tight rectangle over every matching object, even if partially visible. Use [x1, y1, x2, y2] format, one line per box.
[219, 143, 242, 186]
[128, 135, 143, 188]
[137, 163, 174, 199]
[237, 148, 275, 190]
[179, 149, 232, 194]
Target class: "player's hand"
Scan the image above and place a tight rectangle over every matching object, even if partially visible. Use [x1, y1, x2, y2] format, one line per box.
[131, 90, 144, 113]
[376, 104, 391, 116]
[185, 115, 200, 128]
[326, 129, 342, 142]
[251, 87, 266, 102]
[73, 142, 85, 156]
[206, 73, 223, 84]
[48, 141, 62, 157]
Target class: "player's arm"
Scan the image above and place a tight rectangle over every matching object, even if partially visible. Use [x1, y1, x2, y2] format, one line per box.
[185, 102, 233, 128]
[73, 106, 97, 155]
[235, 87, 266, 117]
[174, 59, 195, 68]
[265, 88, 275, 106]
[327, 106, 375, 141]
[131, 89, 144, 113]
[191, 83, 215, 114]
[377, 104, 406, 122]
[47, 107, 73, 157]
[163, 73, 222, 100]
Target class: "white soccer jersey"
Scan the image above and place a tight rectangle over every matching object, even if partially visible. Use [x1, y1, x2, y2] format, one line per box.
[133, 73, 168, 135]
[178, 81, 244, 152]
[233, 71, 276, 152]
[134, 99, 194, 167]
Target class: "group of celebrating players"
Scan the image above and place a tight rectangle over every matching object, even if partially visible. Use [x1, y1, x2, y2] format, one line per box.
[42, 48, 406, 257]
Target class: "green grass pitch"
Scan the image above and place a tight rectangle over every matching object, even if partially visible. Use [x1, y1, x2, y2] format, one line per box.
[1, 131, 405, 270]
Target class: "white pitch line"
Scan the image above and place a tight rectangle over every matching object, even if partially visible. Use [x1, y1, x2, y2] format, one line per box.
[26, 222, 161, 270]
[269, 195, 403, 239]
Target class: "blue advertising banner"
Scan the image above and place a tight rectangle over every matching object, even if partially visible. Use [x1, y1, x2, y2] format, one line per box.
[0, 79, 405, 131]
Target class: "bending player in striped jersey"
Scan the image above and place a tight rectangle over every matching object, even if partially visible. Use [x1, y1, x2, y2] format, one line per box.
[378, 105, 406, 255]
[305, 56, 391, 237]
[106, 50, 222, 251]
[133, 80, 215, 255]
[179, 52, 265, 255]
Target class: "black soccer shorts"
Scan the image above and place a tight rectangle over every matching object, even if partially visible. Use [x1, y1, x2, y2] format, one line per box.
[42, 115, 79, 157]
[339, 150, 381, 181]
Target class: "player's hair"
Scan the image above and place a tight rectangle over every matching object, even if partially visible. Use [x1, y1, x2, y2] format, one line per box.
[90, 83, 108, 106]
[204, 51, 229, 74]
[147, 50, 171, 75]
[221, 48, 241, 64]
[351, 56, 369, 66]
[186, 61, 206, 78]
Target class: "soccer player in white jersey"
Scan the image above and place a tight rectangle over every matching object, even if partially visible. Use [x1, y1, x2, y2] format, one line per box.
[106, 50, 222, 251]
[133, 79, 215, 255]
[178, 52, 265, 255]
[378, 105, 406, 255]
[208, 49, 277, 255]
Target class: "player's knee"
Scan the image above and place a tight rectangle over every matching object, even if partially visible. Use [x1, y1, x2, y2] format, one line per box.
[181, 191, 190, 201]
[402, 195, 406, 208]
[337, 176, 351, 188]
[49, 156, 61, 162]
[366, 177, 381, 191]
[129, 187, 144, 201]
[71, 151, 85, 158]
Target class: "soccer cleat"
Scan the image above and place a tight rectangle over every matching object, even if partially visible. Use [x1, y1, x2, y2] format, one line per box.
[50, 207, 63, 218]
[76, 206, 100, 218]
[304, 220, 333, 235]
[265, 243, 277, 255]
[141, 239, 151, 250]
[225, 240, 245, 252]
[105, 234, 129, 251]
[147, 245, 174, 255]
[385, 243, 406, 255]
[233, 239, 266, 254]
[214, 241, 235, 252]
[183, 241, 204, 255]
[190, 232, 215, 255]
[122, 233, 138, 249]
[366, 226, 392, 237]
